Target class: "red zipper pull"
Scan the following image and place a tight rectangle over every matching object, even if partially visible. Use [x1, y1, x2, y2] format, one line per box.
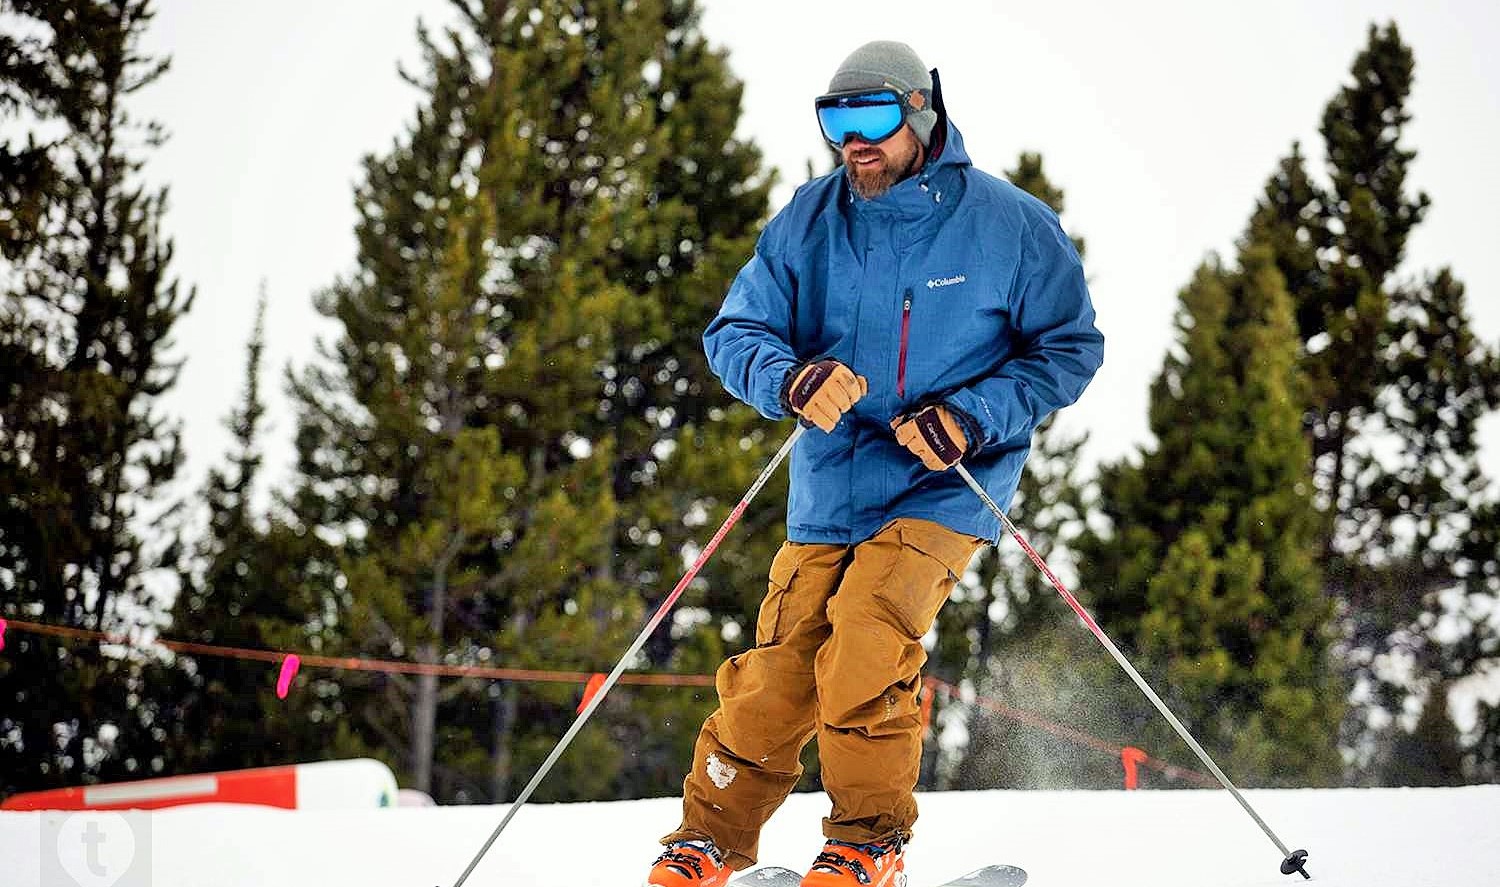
[897, 289, 913, 397]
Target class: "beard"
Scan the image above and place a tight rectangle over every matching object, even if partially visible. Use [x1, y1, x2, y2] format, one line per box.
[845, 137, 922, 200]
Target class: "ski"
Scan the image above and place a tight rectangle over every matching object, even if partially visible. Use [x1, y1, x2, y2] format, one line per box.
[729, 868, 802, 887]
[934, 865, 1028, 887]
[728, 864, 1027, 887]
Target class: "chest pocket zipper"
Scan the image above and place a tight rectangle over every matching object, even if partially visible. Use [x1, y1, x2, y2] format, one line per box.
[897, 287, 913, 397]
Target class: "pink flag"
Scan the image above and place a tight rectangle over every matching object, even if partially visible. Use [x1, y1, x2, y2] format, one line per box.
[276, 654, 301, 699]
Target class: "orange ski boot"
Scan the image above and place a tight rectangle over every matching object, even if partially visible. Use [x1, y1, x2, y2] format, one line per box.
[800, 837, 906, 887]
[646, 839, 736, 887]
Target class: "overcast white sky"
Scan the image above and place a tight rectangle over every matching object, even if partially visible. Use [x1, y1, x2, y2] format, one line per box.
[132, 0, 1500, 511]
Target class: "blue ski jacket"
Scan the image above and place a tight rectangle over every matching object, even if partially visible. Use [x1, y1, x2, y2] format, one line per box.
[704, 114, 1104, 544]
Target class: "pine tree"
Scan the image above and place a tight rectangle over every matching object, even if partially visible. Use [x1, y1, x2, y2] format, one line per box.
[1248, 23, 1500, 774]
[163, 290, 270, 771]
[163, 291, 361, 774]
[1078, 239, 1342, 786]
[287, 0, 773, 802]
[1249, 25, 1431, 577]
[1293, 23, 1428, 519]
[0, 0, 190, 792]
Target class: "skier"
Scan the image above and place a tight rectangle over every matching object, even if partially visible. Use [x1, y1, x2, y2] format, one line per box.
[647, 41, 1105, 887]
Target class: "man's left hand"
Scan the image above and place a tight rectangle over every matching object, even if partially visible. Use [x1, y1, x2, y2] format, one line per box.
[890, 404, 968, 471]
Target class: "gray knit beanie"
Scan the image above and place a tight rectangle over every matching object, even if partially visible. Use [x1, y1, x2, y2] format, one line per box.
[827, 41, 937, 146]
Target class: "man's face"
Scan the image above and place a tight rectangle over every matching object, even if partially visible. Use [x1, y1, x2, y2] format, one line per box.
[842, 124, 924, 200]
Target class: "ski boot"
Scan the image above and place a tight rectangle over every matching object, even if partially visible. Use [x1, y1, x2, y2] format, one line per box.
[647, 839, 736, 887]
[800, 836, 906, 887]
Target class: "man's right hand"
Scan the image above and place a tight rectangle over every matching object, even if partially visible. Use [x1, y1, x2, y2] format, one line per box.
[783, 359, 869, 432]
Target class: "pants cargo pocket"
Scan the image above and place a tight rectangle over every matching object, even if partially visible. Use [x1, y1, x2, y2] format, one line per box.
[873, 519, 984, 639]
[755, 541, 846, 650]
[754, 543, 802, 646]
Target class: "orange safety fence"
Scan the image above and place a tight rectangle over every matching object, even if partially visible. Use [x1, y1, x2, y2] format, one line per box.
[3, 618, 1214, 787]
[0, 618, 715, 687]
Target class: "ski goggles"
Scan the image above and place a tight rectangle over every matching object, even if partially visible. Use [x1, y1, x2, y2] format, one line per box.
[814, 87, 925, 148]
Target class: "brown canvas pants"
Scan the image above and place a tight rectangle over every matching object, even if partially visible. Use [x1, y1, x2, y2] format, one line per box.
[663, 517, 984, 871]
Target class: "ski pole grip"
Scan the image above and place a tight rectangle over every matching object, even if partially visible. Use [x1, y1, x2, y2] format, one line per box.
[1280, 849, 1310, 879]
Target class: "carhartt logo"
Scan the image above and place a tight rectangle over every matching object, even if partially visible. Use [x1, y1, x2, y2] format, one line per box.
[927, 274, 967, 289]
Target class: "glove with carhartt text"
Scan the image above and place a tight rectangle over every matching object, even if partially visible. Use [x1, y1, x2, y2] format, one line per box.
[782, 359, 868, 432]
[890, 404, 969, 470]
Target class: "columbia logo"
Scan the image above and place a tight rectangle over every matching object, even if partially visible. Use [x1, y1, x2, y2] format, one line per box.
[927, 274, 967, 289]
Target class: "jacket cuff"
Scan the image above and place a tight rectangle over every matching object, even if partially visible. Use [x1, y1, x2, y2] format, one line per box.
[944, 402, 986, 458]
[750, 358, 798, 420]
[778, 361, 808, 415]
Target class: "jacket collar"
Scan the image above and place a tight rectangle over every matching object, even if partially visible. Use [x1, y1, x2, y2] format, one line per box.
[844, 117, 972, 218]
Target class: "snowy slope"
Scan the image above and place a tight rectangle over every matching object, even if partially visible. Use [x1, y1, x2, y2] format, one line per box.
[4, 786, 1497, 887]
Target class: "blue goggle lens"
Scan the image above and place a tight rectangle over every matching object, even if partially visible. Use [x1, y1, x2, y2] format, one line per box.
[816, 91, 905, 146]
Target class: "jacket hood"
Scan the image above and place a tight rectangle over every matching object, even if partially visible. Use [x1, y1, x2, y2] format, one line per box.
[921, 67, 971, 173]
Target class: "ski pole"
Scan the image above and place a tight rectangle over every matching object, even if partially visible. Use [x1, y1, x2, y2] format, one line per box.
[954, 463, 1312, 881]
[449, 422, 808, 887]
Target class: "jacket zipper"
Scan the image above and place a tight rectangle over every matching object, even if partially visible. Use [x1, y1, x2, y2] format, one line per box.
[897, 287, 912, 398]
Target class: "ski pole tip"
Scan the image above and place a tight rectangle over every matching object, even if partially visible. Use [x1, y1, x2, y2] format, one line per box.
[1280, 849, 1311, 879]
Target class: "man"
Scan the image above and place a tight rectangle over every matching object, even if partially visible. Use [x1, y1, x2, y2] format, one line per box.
[647, 41, 1104, 887]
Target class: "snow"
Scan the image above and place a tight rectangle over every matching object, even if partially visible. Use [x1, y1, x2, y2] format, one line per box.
[706, 753, 740, 789]
[4, 785, 1497, 886]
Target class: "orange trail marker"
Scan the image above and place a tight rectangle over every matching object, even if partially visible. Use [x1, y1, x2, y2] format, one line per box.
[1122, 746, 1148, 790]
[577, 672, 607, 714]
